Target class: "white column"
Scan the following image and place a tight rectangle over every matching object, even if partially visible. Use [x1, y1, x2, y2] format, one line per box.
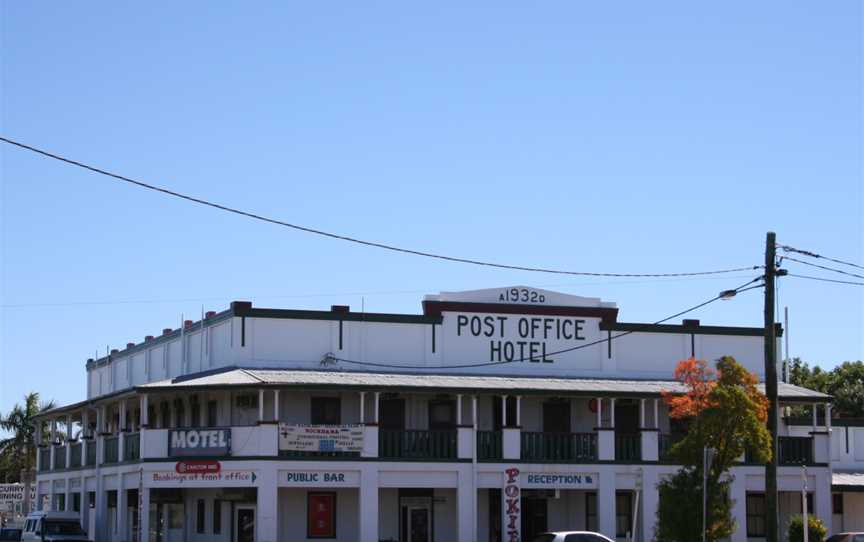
[273, 389, 280, 422]
[140, 395, 149, 427]
[501, 395, 508, 427]
[826, 404, 832, 431]
[472, 396, 478, 429]
[596, 398, 602, 428]
[359, 392, 366, 424]
[119, 400, 128, 431]
[729, 473, 747, 542]
[79, 479, 87, 531]
[359, 472, 379, 542]
[640, 468, 659, 542]
[812, 403, 818, 433]
[258, 389, 265, 422]
[610, 398, 616, 428]
[653, 399, 659, 429]
[597, 472, 616, 538]
[457, 394, 463, 425]
[257, 476, 279, 542]
[374, 392, 380, 424]
[457, 470, 475, 542]
[139, 486, 150, 542]
[515, 396, 521, 426]
[50, 419, 57, 444]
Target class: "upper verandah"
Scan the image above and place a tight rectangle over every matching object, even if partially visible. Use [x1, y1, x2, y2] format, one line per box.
[84, 286, 777, 400]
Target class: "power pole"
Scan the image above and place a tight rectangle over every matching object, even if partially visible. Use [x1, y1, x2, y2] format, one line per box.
[764, 231, 779, 542]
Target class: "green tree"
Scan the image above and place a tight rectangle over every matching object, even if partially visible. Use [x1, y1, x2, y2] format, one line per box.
[788, 358, 864, 418]
[655, 356, 771, 542]
[0, 392, 55, 482]
[787, 514, 827, 542]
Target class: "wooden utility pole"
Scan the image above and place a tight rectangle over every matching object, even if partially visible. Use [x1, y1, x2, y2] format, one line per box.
[764, 231, 779, 542]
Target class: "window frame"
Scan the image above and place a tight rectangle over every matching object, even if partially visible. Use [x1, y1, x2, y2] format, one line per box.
[746, 492, 766, 538]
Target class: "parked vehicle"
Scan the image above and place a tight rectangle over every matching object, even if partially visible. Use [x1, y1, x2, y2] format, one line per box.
[827, 534, 864, 542]
[531, 532, 616, 542]
[0, 527, 22, 541]
[19, 512, 87, 541]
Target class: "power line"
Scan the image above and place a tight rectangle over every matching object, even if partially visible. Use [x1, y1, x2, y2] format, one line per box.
[782, 256, 864, 281]
[331, 277, 764, 370]
[0, 274, 759, 309]
[0, 136, 760, 278]
[780, 244, 864, 272]
[786, 273, 864, 287]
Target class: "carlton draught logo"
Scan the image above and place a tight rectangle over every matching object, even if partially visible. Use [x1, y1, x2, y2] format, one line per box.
[503, 467, 521, 542]
[175, 460, 221, 474]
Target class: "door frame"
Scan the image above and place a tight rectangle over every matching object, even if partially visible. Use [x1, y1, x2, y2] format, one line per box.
[406, 504, 432, 542]
[234, 504, 256, 542]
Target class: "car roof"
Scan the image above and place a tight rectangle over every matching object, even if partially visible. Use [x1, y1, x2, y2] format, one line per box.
[25, 511, 80, 520]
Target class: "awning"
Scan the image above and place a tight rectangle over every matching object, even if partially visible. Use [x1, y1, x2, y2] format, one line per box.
[833, 472, 864, 492]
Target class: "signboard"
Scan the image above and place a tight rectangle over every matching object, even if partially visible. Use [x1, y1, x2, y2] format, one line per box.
[176, 460, 221, 475]
[0, 484, 25, 503]
[503, 468, 521, 542]
[282, 471, 359, 487]
[168, 428, 231, 457]
[447, 312, 603, 366]
[279, 424, 363, 452]
[522, 472, 598, 489]
[149, 469, 257, 487]
[307, 493, 336, 538]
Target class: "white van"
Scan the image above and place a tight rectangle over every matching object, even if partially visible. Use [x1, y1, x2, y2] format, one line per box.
[20, 512, 88, 542]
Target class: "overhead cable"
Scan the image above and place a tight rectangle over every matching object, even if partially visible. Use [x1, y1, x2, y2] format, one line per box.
[782, 256, 864, 281]
[780, 244, 864, 272]
[786, 273, 864, 287]
[0, 136, 759, 278]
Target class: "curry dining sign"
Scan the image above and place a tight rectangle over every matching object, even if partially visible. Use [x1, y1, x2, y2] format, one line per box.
[279, 424, 363, 453]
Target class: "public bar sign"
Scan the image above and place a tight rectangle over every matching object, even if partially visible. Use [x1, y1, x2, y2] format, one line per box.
[279, 424, 363, 452]
[168, 428, 231, 457]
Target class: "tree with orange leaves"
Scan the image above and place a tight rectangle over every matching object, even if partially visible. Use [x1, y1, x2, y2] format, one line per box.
[655, 356, 771, 542]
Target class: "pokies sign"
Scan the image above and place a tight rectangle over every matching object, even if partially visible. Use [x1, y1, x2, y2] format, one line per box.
[308, 492, 336, 538]
[503, 467, 521, 542]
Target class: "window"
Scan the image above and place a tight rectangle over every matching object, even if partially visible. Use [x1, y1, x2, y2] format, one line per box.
[207, 401, 219, 427]
[832, 493, 843, 514]
[196, 499, 205, 533]
[429, 400, 455, 429]
[616, 491, 633, 538]
[746, 493, 766, 537]
[311, 398, 341, 425]
[585, 492, 597, 532]
[213, 499, 222, 534]
[73, 493, 81, 512]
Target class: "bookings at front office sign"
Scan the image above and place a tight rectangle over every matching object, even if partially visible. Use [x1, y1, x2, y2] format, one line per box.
[168, 428, 231, 457]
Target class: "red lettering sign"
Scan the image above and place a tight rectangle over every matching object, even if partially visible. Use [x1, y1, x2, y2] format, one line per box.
[503, 467, 521, 542]
[308, 493, 336, 538]
[175, 460, 221, 474]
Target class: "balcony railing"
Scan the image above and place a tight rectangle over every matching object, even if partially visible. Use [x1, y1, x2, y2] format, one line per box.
[521, 432, 597, 462]
[379, 429, 457, 460]
[123, 432, 140, 461]
[85, 441, 96, 466]
[615, 433, 642, 461]
[103, 436, 119, 464]
[38, 448, 50, 471]
[69, 442, 82, 468]
[477, 431, 502, 460]
[659, 433, 683, 461]
[779, 436, 813, 465]
[52, 445, 66, 470]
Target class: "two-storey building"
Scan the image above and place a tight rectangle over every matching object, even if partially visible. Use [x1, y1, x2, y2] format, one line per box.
[32, 287, 834, 542]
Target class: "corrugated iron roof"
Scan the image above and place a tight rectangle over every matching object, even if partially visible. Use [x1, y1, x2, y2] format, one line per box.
[137, 367, 830, 400]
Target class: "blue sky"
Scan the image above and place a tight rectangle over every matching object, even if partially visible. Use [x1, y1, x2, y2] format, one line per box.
[1, 1, 861, 414]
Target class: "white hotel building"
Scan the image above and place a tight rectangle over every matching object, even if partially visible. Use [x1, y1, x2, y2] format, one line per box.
[32, 286, 860, 542]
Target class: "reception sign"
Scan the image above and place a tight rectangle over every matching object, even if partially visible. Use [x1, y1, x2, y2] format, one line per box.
[279, 424, 363, 452]
[522, 472, 598, 489]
